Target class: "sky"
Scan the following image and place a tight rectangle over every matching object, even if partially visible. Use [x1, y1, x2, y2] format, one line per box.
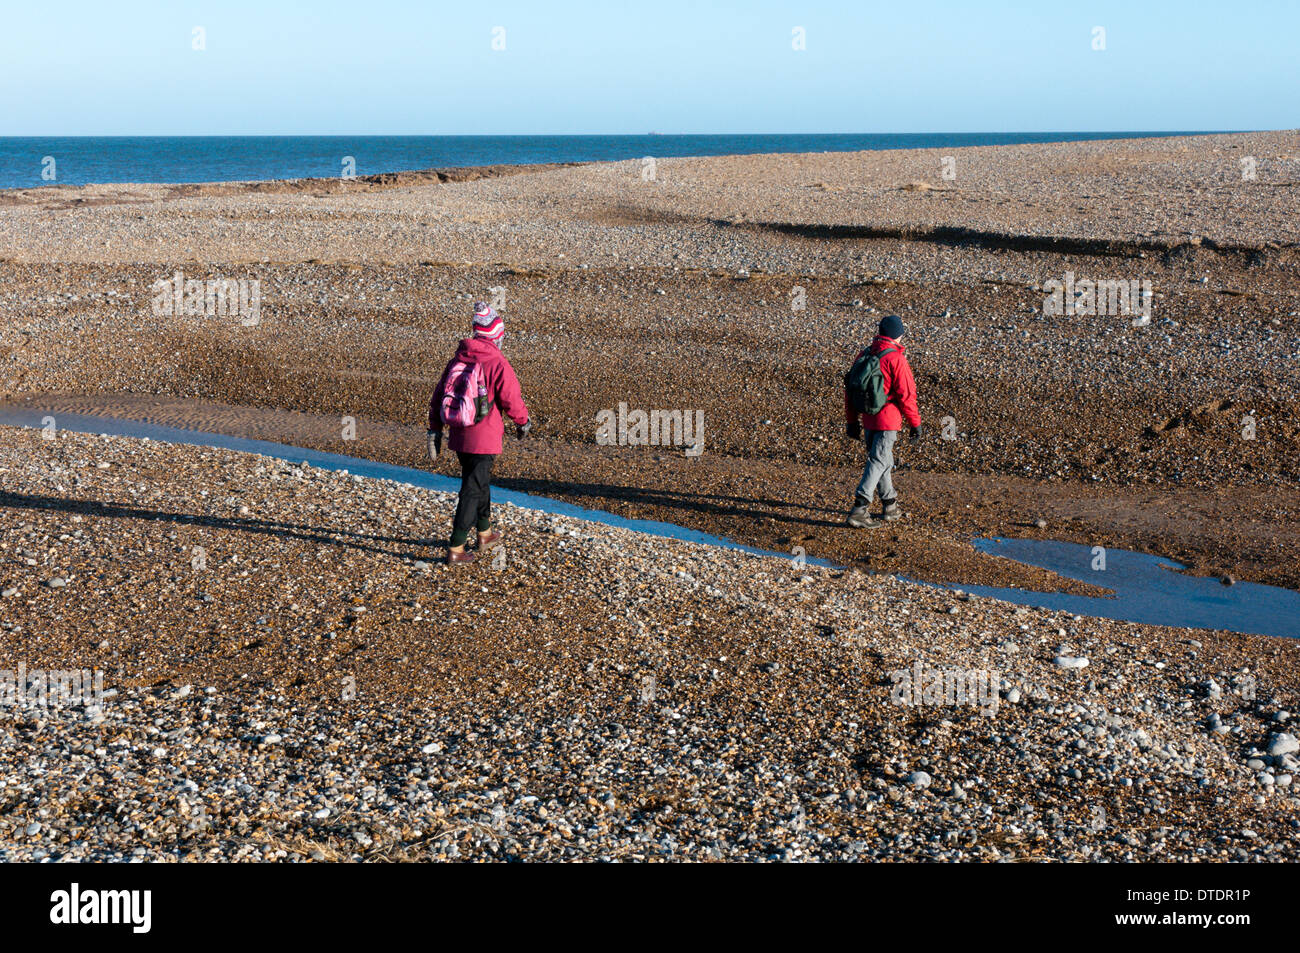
[2, 0, 1296, 135]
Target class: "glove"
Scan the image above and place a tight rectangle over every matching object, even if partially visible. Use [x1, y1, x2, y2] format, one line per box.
[427, 430, 442, 460]
[516, 420, 533, 439]
[910, 425, 923, 444]
[846, 420, 862, 441]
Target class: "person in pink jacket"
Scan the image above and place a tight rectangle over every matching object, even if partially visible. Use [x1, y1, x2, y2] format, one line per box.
[428, 303, 531, 563]
[844, 314, 922, 528]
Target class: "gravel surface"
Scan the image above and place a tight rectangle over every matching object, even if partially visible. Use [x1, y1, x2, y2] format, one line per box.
[0, 134, 1296, 586]
[2, 131, 1297, 262]
[0, 133, 1297, 862]
[2, 426, 1299, 862]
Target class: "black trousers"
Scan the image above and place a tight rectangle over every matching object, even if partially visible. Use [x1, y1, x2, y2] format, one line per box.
[451, 451, 496, 545]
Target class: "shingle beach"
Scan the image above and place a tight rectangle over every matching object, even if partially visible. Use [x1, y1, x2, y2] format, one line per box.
[1, 132, 1298, 860]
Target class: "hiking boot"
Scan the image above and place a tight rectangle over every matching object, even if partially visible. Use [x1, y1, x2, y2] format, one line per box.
[446, 547, 476, 565]
[477, 528, 505, 548]
[846, 503, 882, 529]
[881, 498, 902, 521]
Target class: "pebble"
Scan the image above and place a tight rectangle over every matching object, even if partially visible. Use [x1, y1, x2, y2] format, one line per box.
[1266, 733, 1299, 757]
[1053, 656, 1089, 669]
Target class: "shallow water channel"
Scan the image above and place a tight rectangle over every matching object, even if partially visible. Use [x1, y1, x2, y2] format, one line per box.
[3, 408, 1297, 639]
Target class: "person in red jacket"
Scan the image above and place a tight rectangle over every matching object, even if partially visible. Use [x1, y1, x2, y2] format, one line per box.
[844, 314, 922, 529]
[428, 303, 531, 563]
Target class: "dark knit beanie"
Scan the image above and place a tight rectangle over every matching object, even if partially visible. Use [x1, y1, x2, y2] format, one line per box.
[879, 314, 905, 339]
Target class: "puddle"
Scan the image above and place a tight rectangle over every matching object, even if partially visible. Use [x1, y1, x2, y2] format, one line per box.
[0, 408, 835, 568]
[952, 537, 1300, 639]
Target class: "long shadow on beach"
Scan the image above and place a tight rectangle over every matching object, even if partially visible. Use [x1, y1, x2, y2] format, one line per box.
[0, 491, 437, 560]
[496, 477, 847, 529]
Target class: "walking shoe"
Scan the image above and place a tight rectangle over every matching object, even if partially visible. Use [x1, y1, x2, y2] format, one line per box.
[846, 504, 882, 529]
[446, 547, 476, 564]
[881, 498, 902, 521]
[477, 528, 505, 548]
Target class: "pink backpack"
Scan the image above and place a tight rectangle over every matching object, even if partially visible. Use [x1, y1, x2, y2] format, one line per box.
[439, 359, 492, 427]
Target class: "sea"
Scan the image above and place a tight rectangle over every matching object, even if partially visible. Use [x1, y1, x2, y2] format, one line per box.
[0, 132, 1219, 191]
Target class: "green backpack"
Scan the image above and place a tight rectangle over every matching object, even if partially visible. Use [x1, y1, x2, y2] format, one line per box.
[844, 347, 896, 415]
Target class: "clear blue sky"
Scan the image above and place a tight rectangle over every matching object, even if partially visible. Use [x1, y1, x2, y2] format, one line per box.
[2, 0, 1295, 135]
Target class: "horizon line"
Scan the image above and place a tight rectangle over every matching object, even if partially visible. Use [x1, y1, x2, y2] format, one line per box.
[0, 129, 1265, 139]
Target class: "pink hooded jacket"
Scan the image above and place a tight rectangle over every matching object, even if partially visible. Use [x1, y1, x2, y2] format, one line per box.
[429, 337, 529, 455]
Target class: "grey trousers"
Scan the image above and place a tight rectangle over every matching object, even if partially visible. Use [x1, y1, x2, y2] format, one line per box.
[855, 429, 898, 504]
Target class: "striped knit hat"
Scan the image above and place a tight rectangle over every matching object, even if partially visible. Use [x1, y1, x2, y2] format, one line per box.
[472, 301, 505, 344]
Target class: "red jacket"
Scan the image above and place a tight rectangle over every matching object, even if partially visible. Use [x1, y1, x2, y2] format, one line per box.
[429, 337, 530, 455]
[844, 335, 921, 432]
